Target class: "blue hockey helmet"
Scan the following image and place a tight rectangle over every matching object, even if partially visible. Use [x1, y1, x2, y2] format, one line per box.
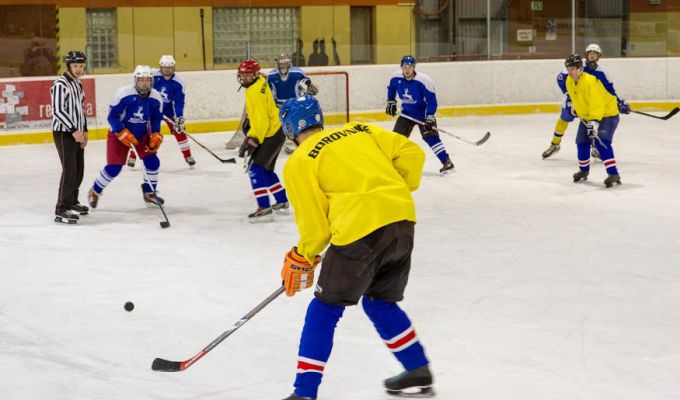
[400, 55, 416, 66]
[279, 95, 324, 139]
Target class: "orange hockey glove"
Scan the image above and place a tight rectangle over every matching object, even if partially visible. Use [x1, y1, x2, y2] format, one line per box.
[116, 128, 138, 148]
[281, 247, 321, 297]
[146, 132, 163, 153]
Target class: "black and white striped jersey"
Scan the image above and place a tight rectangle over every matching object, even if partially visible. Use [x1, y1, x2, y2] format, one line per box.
[50, 73, 87, 133]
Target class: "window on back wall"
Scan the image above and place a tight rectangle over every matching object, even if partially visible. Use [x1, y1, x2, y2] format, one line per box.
[213, 8, 300, 65]
[86, 8, 117, 69]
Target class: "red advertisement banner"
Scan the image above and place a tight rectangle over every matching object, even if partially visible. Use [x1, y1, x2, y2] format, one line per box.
[0, 77, 96, 131]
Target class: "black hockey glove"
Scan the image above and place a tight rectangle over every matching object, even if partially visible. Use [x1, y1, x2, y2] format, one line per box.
[386, 100, 397, 117]
[425, 115, 437, 132]
[617, 99, 631, 114]
[238, 136, 259, 158]
[242, 118, 251, 135]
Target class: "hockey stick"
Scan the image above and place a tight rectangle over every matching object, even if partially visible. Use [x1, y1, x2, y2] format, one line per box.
[399, 114, 491, 146]
[151, 286, 285, 372]
[163, 116, 236, 163]
[130, 145, 171, 229]
[631, 107, 679, 121]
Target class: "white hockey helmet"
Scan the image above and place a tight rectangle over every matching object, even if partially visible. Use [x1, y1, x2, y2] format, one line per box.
[159, 55, 176, 67]
[585, 43, 602, 55]
[133, 65, 153, 79]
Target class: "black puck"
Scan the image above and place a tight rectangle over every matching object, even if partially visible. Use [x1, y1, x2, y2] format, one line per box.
[124, 301, 134, 312]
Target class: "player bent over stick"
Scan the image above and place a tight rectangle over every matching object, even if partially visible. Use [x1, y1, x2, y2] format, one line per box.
[236, 58, 289, 222]
[88, 65, 166, 208]
[278, 95, 434, 399]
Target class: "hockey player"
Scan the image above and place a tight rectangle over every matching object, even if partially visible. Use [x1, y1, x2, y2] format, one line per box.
[127, 55, 194, 167]
[236, 58, 289, 222]
[267, 52, 318, 154]
[542, 43, 630, 159]
[564, 54, 622, 188]
[87, 65, 165, 208]
[386, 55, 454, 174]
[278, 95, 434, 400]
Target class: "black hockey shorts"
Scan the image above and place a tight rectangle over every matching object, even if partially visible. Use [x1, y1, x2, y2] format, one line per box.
[393, 116, 438, 138]
[252, 127, 285, 171]
[315, 220, 415, 306]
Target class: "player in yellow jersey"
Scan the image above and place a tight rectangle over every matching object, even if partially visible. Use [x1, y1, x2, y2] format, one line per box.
[564, 54, 622, 188]
[277, 95, 434, 400]
[236, 58, 289, 222]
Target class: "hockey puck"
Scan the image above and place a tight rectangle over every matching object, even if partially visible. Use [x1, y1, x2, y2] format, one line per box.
[124, 301, 134, 312]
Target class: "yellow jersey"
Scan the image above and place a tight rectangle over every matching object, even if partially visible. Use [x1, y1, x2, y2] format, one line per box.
[566, 72, 618, 121]
[283, 122, 426, 263]
[245, 76, 281, 143]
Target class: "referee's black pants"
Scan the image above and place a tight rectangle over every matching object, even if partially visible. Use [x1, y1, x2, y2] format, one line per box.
[53, 131, 84, 214]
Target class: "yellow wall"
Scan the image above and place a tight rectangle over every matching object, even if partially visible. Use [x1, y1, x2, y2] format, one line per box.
[57, 7, 86, 74]
[172, 7, 212, 71]
[132, 8, 175, 67]
[628, 12, 669, 57]
[300, 5, 350, 66]
[375, 5, 414, 65]
[116, 7, 134, 73]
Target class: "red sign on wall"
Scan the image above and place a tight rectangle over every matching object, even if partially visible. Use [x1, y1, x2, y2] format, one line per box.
[0, 77, 96, 131]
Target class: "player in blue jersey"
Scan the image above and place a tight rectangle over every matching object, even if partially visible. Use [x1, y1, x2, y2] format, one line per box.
[87, 65, 165, 209]
[386, 55, 454, 174]
[127, 55, 195, 167]
[267, 52, 318, 154]
[542, 44, 630, 159]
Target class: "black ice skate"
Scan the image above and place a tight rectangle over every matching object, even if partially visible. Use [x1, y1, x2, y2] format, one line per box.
[55, 210, 79, 225]
[281, 394, 315, 400]
[88, 188, 100, 209]
[439, 159, 455, 174]
[384, 365, 435, 398]
[185, 156, 196, 166]
[604, 174, 621, 188]
[272, 202, 290, 215]
[71, 203, 89, 216]
[573, 170, 589, 183]
[542, 143, 560, 159]
[141, 184, 165, 207]
[127, 157, 136, 168]
[248, 207, 273, 223]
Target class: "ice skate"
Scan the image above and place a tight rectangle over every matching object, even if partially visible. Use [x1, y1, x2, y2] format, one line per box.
[141, 184, 165, 207]
[604, 174, 621, 188]
[88, 188, 100, 209]
[384, 365, 435, 398]
[247, 207, 273, 223]
[127, 157, 136, 168]
[272, 202, 290, 215]
[185, 156, 196, 166]
[281, 394, 315, 400]
[542, 143, 560, 159]
[54, 210, 79, 225]
[71, 203, 89, 216]
[439, 159, 454, 174]
[573, 170, 589, 183]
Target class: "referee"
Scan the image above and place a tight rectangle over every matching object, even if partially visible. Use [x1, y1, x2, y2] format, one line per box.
[51, 50, 88, 224]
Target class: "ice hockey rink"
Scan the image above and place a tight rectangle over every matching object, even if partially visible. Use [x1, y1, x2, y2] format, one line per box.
[1, 112, 679, 400]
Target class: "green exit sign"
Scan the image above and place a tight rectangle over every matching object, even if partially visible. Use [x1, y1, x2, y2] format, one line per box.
[531, 1, 543, 11]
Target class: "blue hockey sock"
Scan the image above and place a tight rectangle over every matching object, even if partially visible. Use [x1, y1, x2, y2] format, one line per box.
[294, 298, 345, 399]
[422, 134, 450, 164]
[265, 170, 288, 204]
[93, 164, 122, 193]
[141, 155, 160, 192]
[362, 296, 429, 371]
[248, 164, 271, 208]
[595, 140, 619, 175]
[577, 143, 591, 171]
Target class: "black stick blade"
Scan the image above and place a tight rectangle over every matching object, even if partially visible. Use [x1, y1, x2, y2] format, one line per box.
[152, 358, 182, 372]
[221, 157, 237, 164]
[476, 132, 491, 146]
[160, 221, 170, 229]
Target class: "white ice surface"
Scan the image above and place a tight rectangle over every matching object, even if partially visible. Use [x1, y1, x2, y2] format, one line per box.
[1, 114, 679, 400]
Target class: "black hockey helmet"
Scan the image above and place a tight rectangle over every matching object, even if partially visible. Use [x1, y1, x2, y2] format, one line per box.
[65, 50, 86, 66]
[564, 54, 582, 69]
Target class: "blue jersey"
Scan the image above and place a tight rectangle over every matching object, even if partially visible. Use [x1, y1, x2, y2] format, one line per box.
[153, 71, 186, 118]
[267, 67, 309, 107]
[107, 84, 163, 139]
[557, 62, 619, 99]
[387, 71, 438, 120]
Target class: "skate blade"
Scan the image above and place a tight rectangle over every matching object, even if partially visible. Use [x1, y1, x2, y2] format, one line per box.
[248, 216, 274, 224]
[386, 386, 435, 398]
[144, 201, 164, 208]
[54, 217, 78, 225]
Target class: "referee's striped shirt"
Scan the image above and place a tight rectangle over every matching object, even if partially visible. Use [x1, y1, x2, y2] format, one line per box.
[50, 73, 87, 133]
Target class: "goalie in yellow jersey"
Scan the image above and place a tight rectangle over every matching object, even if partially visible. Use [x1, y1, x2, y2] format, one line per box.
[236, 58, 289, 222]
[277, 95, 434, 400]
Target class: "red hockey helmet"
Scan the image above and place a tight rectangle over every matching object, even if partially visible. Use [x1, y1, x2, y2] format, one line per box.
[238, 59, 260, 74]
